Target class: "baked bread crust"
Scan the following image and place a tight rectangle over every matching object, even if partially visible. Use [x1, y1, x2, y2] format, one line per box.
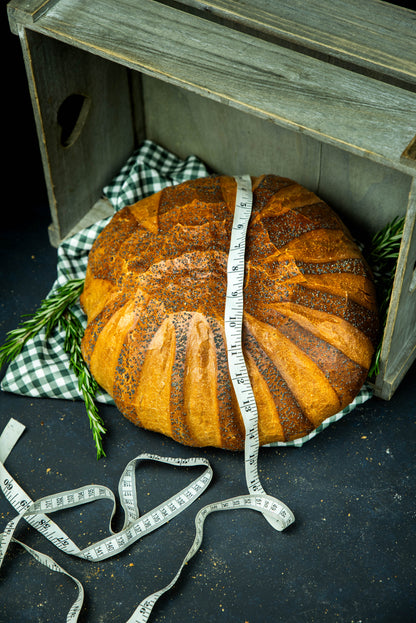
[80, 175, 378, 449]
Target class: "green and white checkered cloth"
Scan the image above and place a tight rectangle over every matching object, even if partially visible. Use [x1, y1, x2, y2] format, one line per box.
[1, 140, 372, 447]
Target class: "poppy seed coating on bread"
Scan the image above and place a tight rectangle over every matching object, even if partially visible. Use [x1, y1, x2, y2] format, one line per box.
[80, 175, 378, 449]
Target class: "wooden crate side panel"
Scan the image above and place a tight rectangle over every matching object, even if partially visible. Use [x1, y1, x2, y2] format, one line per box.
[142, 76, 321, 189]
[375, 183, 416, 399]
[19, 28, 139, 245]
[10, 0, 415, 88]
[129, 70, 147, 149]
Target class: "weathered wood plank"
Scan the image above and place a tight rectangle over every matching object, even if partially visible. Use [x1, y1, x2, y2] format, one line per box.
[61, 198, 114, 241]
[375, 179, 416, 399]
[11, 0, 416, 176]
[319, 143, 412, 237]
[161, 0, 416, 89]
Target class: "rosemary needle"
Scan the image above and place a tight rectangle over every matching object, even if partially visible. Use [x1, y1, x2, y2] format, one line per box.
[0, 278, 106, 459]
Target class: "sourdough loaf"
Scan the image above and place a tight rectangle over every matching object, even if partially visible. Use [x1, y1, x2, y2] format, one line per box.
[80, 175, 378, 450]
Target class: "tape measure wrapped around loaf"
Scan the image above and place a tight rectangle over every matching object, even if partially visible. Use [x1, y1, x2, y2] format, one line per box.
[80, 174, 379, 450]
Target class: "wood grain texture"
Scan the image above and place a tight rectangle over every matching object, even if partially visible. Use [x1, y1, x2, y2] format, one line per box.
[162, 0, 416, 89]
[10, 0, 416, 175]
[7, 0, 60, 31]
[318, 144, 412, 238]
[142, 75, 322, 189]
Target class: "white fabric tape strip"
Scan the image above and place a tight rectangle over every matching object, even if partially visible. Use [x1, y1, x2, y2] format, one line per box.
[0, 417, 25, 463]
[0, 175, 294, 622]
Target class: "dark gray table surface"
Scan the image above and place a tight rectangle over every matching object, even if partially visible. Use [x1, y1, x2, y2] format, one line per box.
[1, 179, 415, 623]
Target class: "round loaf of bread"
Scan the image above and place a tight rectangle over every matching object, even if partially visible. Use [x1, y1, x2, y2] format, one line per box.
[80, 175, 378, 450]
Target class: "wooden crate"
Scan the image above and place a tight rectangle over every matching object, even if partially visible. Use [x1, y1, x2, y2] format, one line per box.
[7, 0, 416, 400]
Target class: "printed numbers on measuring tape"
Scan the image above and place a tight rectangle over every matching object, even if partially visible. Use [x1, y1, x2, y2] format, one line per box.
[0, 175, 294, 622]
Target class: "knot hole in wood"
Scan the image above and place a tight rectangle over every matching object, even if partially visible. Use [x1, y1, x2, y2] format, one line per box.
[57, 93, 91, 148]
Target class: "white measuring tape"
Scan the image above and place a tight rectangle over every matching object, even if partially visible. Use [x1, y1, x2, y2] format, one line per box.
[0, 175, 294, 621]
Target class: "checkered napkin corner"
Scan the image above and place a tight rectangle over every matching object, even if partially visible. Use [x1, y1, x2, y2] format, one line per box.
[1, 141, 209, 403]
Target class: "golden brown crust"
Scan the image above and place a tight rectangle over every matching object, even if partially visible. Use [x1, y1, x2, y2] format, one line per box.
[80, 175, 378, 449]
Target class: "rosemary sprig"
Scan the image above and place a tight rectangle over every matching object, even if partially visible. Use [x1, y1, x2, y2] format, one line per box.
[0, 278, 85, 365]
[0, 278, 106, 459]
[60, 309, 107, 460]
[365, 215, 405, 378]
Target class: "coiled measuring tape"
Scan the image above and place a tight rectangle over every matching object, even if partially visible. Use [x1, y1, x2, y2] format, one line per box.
[0, 175, 294, 622]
